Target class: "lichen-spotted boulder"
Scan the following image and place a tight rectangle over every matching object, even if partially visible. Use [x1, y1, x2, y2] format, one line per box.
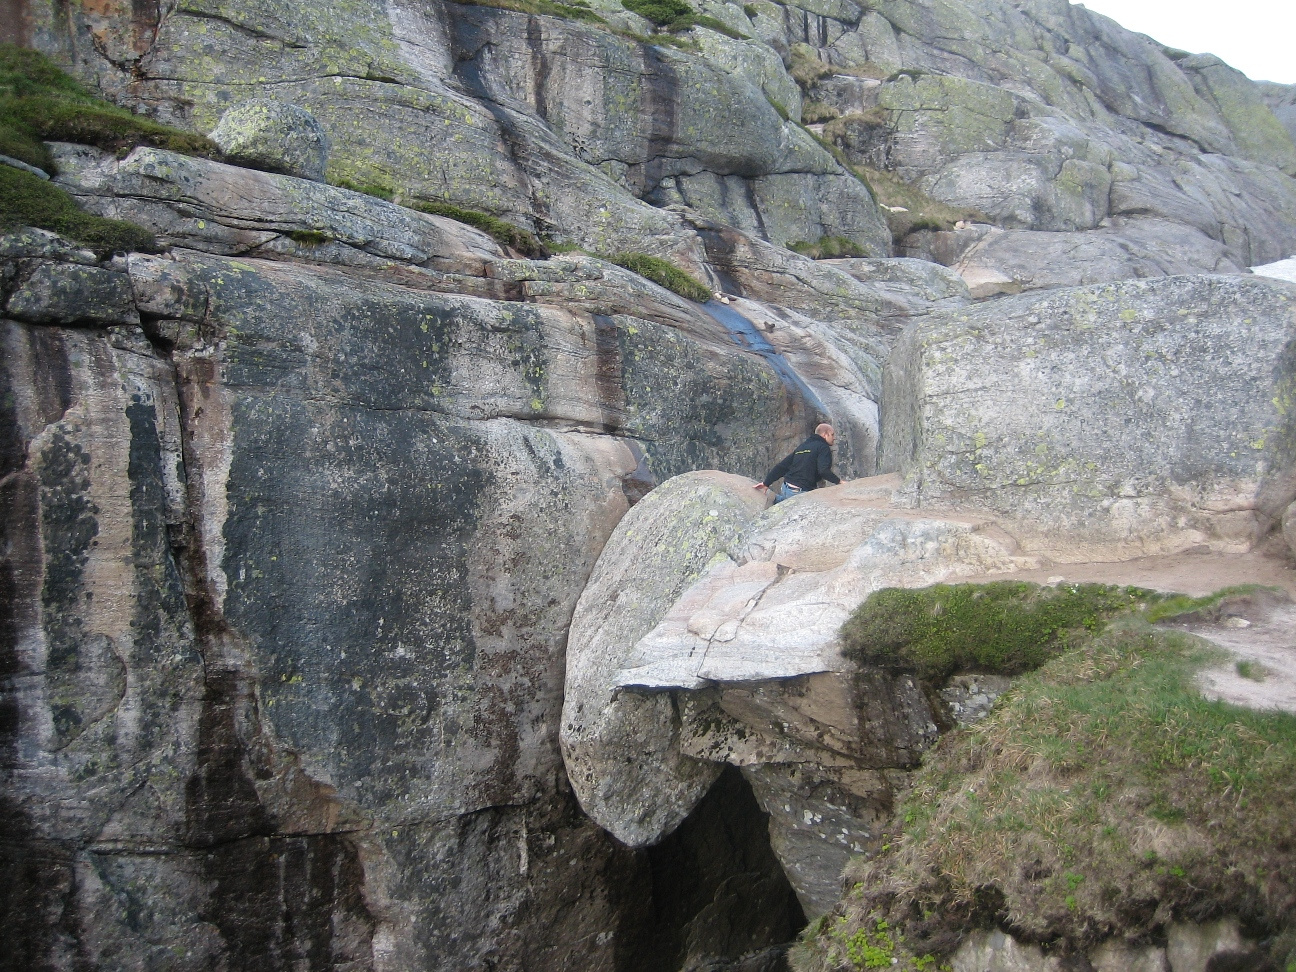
[209, 99, 330, 181]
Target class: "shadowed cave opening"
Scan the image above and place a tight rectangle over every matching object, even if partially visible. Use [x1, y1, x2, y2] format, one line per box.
[633, 765, 807, 972]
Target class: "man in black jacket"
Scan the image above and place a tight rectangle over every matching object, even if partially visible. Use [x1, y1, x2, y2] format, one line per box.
[754, 424, 841, 504]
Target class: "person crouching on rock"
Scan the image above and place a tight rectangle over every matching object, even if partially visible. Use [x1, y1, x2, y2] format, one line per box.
[754, 423, 841, 504]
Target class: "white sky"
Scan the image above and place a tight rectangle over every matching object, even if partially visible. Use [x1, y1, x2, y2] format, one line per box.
[1074, 0, 1296, 85]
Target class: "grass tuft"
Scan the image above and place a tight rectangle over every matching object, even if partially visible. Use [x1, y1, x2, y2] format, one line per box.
[801, 100, 842, 124]
[604, 251, 710, 301]
[0, 44, 219, 175]
[788, 235, 864, 259]
[0, 164, 160, 255]
[413, 201, 547, 257]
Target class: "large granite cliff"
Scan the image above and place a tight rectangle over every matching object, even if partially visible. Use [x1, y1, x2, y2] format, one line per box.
[2, 0, 1296, 969]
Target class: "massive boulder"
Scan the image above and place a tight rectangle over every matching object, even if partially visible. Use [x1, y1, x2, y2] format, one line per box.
[881, 274, 1296, 555]
[561, 472, 1042, 913]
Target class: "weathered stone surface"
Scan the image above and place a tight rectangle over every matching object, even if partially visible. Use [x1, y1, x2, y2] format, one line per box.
[52, 145, 506, 270]
[948, 221, 1243, 297]
[4, 261, 139, 326]
[209, 98, 330, 181]
[1285, 501, 1296, 557]
[3, 231, 822, 968]
[881, 275, 1296, 555]
[823, 256, 971, 310]
[1259, 81, 1296, 150]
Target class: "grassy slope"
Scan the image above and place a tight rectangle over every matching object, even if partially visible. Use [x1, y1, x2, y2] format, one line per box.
[797, 586, 1296, 971]
[0, 45, 223, 253]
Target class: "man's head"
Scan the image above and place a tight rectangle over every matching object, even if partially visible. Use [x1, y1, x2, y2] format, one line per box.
[815, 423, 835, 445]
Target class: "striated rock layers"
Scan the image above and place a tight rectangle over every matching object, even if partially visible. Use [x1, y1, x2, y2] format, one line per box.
[0, 201, 833, 969]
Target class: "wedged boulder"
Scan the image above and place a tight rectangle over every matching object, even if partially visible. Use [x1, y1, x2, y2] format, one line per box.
[560, 471, 767, 847]
[208, 98, 330, 181]
[563, 473, 1042, 910]
[881, 274, 1296, 556]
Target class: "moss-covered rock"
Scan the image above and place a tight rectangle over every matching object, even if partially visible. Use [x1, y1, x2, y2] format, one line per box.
[0, 164, 159, 255]
[841, 581, 1162, 681]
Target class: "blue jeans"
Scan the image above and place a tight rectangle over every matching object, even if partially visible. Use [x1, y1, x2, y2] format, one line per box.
[774, 482, 804, 504]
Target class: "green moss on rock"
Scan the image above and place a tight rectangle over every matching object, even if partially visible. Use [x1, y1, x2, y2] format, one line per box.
[0, 44, 219, 175]
[604, 252, 711, 302]
[413, 201, 547, 257]
[0, 165, 160, 255]
[841, 581, 1161, 681]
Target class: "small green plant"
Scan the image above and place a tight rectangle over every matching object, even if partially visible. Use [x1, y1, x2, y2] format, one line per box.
[1237, 660, 1269, 682]
[0, 44, 219, 175]
[788, 235, 864, 259]
[0, 164, 160, 255]
[286, 229, 333, 247]
[412, 201, 547, 257]
[604, 251, 711, 301]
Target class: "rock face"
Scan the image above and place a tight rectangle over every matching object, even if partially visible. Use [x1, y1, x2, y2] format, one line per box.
[6, 0, 1296, 967]
[0, 213, 825, 970]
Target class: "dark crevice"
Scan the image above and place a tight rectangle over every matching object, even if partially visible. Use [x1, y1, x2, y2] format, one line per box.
[634, 765, 807, 972]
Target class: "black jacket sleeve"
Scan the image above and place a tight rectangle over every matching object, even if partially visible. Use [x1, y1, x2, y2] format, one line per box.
[816, 441, 840, 485]
[762, 452, 794, 487]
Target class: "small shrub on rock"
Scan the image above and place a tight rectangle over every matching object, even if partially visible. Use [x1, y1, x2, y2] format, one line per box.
[621, 0, 692, 27]
[605, 252, 711, 302]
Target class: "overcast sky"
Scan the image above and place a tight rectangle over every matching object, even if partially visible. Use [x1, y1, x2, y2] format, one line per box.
[1075, 0, 1296, 84]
